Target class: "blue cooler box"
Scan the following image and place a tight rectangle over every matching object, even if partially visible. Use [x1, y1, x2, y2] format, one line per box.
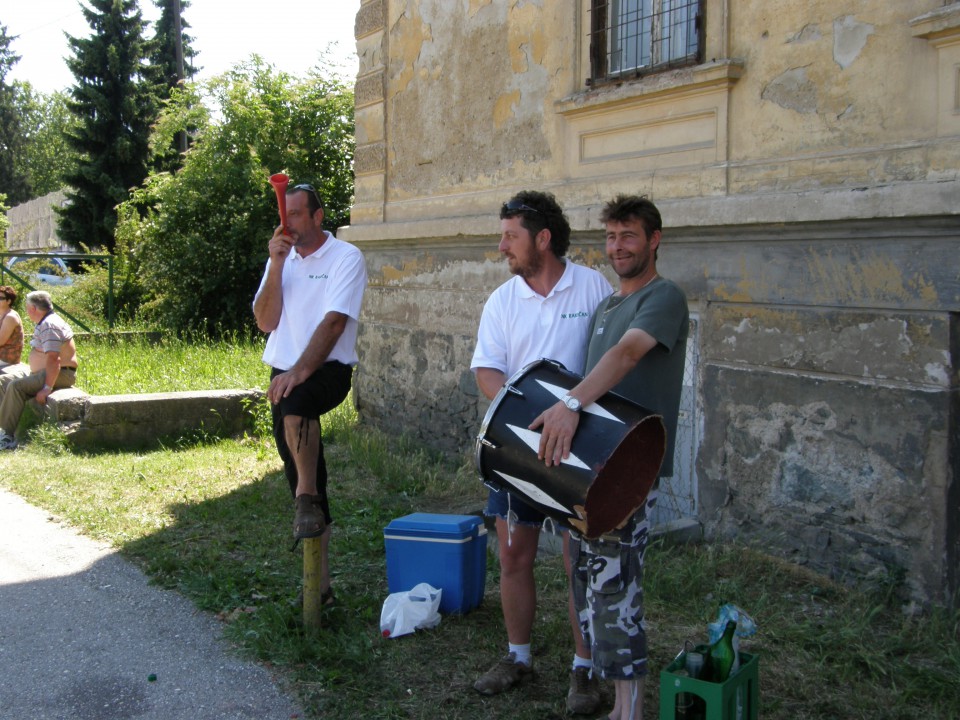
[384, 513, 487, 615]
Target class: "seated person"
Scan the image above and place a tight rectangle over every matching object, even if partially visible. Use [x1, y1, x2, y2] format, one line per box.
[0, 291, 79, 450]
[0, 285, 25, 374]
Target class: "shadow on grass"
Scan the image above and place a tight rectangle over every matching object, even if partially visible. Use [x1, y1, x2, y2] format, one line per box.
[117, 442, 578, 720]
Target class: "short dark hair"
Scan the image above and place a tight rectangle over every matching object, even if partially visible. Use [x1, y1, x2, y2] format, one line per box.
[500, 190, 571, 258]
[287, 183, 325, 216]
[600, 194, 662, 238]
[0, 285, 16, 304]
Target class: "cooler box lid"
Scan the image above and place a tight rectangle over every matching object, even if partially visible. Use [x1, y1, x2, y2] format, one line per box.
[384, 513, 486, 542]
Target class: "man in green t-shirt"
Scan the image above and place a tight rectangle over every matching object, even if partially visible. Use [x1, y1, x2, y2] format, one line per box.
[531, 194, 688, 720]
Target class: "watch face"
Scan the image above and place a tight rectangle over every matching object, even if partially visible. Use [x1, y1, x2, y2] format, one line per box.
[564, 395, 581, 411]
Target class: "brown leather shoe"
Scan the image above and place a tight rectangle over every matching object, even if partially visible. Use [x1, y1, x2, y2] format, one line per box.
[293, 494, 326, 539]
[566, 667, 601, 714]
[473, 653, 533, 695]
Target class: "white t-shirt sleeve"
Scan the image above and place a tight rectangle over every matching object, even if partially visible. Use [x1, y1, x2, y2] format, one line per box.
[326, 249, 367, 321]
[471, 291, 508, 373]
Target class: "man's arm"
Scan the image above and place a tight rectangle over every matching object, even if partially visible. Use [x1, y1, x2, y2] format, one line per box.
[35, 350, 62, 406]
[253, 227, 293, 333]
[530, 327, 658, 466]
[266, 311, 348, 404]
[475, 367, 508, 402]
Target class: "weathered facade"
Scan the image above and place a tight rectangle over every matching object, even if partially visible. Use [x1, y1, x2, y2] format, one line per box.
[339, 0, 960, 604]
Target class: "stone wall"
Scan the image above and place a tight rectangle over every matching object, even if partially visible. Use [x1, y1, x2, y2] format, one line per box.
[341, 1, 960, 604]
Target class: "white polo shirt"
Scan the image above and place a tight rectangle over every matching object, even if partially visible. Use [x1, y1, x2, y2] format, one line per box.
[255, 232, 367, 370]
[471, 260, 613, 378]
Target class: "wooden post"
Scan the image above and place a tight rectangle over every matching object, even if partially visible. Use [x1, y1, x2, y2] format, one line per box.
[303, 536, 323, 629]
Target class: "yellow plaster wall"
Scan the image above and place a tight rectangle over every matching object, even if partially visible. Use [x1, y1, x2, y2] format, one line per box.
[347, 0, 958, 231]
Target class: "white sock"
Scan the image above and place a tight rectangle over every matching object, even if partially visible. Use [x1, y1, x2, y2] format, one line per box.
[572, 655, 593, 674]
[508, 643, 532, 666]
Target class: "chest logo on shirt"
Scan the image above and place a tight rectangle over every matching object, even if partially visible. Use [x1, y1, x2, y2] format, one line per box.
[560, 311, 590, 320]
[308, 273, 329, 280]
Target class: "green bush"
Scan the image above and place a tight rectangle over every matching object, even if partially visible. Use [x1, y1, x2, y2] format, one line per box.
[115, 58, 354, 336]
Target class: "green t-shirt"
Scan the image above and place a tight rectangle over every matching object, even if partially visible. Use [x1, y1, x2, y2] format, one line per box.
[585, 277, 689, 477]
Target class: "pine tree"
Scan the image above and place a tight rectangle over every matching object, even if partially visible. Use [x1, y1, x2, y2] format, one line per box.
[59, 0, 154, 253]
[146, 0, 200, 172]
[0, 24, 31, 205]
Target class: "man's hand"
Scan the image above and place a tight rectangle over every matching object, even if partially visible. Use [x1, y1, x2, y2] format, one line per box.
[36, 385, 52, 406]
[268, 225, 294, 263]
[529, 401, 581, 467]
[267, 367, 307, 404]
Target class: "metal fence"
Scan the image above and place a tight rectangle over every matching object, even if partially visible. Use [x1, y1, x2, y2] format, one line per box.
[651, 315, 700, 526]
[0, 251, 116, 332]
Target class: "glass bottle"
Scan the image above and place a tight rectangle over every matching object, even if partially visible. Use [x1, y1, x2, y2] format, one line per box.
[708, 620, 737, 683]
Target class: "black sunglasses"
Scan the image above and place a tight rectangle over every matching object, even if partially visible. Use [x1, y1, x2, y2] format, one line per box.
[502, 199, 541, 215]
[290, 183, 325, 210]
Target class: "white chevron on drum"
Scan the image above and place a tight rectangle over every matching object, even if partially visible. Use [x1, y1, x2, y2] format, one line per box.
[495, 470, 572, 515]
[506, 424, 591, 470]
[535, 380, 624, 423]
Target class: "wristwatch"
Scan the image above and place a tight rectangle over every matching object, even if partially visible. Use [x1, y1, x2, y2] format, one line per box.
[561, 394, 582, 412]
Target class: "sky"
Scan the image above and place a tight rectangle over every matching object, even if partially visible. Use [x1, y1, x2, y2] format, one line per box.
[2, 0, 360, 93]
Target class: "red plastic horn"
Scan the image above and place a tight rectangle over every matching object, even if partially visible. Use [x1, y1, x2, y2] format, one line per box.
[269, 173, 289, 230]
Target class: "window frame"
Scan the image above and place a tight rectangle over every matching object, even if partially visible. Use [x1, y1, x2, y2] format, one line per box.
[588, 0, 706, 86]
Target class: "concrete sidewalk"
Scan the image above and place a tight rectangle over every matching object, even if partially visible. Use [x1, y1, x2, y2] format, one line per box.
[0, 489, 303, 720]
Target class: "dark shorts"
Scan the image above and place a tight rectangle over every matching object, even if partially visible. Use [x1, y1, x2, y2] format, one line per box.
[484, 486, 548, 527]
[271, 362, 352, 524]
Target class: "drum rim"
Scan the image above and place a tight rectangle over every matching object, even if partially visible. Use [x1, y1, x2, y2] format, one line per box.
[474, 358, 568, 473]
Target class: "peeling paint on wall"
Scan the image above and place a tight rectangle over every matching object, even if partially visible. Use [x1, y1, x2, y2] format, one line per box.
[787, 24, 822, 44]
[761, 67, 819, 113]
[833, 15, 875, 70]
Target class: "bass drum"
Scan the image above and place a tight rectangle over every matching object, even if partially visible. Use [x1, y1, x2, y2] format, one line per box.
[475, 358, 666, 539]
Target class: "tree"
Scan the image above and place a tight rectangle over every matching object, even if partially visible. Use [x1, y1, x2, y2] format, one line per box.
[12, 84, 79, 197]
[0, 193, 10, 245]
[59, 0, 154, 253]
[146, 0, 199, 171]
[0, 24, 31, 205]
[116, 58, 355, 335]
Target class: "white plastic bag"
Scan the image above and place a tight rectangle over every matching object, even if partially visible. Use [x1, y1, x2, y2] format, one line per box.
[379, 582, 443, 638]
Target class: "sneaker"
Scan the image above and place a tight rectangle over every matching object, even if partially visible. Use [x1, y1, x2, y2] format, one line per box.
[473, 653, 533, 695]
[293, 494, 326, 539]
[0, 431, 17, 451]
[566, 667, 601, 715]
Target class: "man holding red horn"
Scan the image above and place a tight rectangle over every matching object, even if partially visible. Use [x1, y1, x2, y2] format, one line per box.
[253, 181, 367, 602]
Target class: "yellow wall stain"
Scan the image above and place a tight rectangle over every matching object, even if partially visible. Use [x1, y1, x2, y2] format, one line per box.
[494, 90, 521, 128]
[807, 249, 939, 305]
[390, 8, 432, 97]
[380, 255, 435, 284]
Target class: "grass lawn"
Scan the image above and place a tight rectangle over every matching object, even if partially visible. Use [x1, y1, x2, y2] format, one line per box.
[0, 338, 958, 719]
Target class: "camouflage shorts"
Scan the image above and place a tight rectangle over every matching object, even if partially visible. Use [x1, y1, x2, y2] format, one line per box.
[570, 489, 658, 680]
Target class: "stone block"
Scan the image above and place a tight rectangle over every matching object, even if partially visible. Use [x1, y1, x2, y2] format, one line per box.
[62, 389, 264, 450]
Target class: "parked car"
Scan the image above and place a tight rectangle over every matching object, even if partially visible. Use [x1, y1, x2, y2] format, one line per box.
[4, 255, 74, 286]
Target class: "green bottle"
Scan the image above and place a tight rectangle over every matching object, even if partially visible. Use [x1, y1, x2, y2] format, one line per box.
[708, 620, 737, 683]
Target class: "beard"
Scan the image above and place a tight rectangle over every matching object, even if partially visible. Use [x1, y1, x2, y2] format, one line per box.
[614, 252, 651, 280]
[508, 240, 543, 278]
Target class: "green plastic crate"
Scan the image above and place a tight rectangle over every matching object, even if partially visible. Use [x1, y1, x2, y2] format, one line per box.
[659, 650, 759, 720]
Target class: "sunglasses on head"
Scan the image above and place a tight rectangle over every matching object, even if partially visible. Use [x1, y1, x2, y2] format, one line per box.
[290, 183, 324, 209]
[502, 199, 541, 215]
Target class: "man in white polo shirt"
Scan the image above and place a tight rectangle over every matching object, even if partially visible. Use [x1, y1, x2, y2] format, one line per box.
[253, 183, 367, 602]
[471, 191, 613, 714]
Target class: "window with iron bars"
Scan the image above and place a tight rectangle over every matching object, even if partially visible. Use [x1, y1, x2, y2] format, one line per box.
[589, 0, 704, 84]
